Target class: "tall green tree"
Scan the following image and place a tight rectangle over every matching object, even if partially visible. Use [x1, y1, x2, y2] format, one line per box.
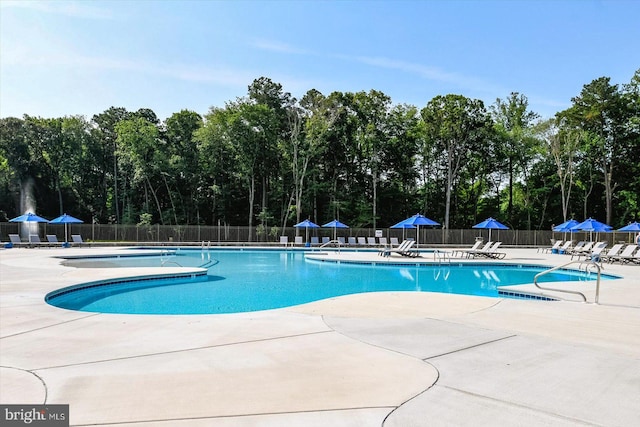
[115, 117, 166, 224]
[164, 110, 203, 223]
[91, 107, 132, 223]
[421, 95, 493, 229]
[559, 77, 629, 224]
[535, 118, 581, 222]
[352, 90, 392, 229]
[491, 93, 540, 227]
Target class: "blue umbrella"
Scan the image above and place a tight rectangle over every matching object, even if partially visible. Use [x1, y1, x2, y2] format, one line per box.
[49, 213, 84, 243]
[322, 219, 349, 241]
[553, 219, 579, 232]
[399, 213, 440, 227]
[9, 212, 50, 243]
[617, 222, 640, 232]
[9, 212, 50, 223]
[553, 219, 579, 242]
[472, 217, 509, 242]
[390, 221, 416, 241]
[394, 213, 439, 247]
[294, 219, 320, 243]
[570, 218, 612, 241]
[617, 222, 640, 244]
[570, 218, 612, 231]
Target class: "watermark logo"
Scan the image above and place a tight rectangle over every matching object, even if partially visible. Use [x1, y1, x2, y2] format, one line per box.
[1, 405, 68, 426]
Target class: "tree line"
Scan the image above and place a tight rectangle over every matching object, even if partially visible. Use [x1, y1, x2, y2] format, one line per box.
[1, 71, 638, 238]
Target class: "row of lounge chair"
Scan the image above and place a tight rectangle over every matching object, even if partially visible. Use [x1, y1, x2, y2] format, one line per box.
[451, 241, 506, 259]
[379, 239, 419, 258]
[281, 236, 401, 247]
[377, 240, 508, 260]
[598, 243, 640, 264]
[5, 234, 85, 248]
[541, 240, 640, 264]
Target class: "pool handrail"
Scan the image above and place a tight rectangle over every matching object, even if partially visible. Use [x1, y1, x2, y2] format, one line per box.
[533, 259, 602, 304]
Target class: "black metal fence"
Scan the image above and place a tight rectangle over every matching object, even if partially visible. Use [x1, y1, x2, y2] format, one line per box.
[4, 221, 634, 247]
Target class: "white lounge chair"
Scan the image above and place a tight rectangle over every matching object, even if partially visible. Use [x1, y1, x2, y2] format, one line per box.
[452, 240, 483, 257]
[29, 234, 53, 247]
[366, 237, 376, 246]
[566, 241, 593, 256]
[600, 243, 623, 262]
[462, 241, 492, 258]
[557, 240, 574, 254]
[45, 234, 66, 247]
[8, 234, 26, 247]
[347, 237, 357, 246]
[279, 236, 289, 246]
[468, 242, 506, 259]
[380, 240, 417, 257]
[539, 240, 563, 254]
[71, 234, 85, 245]
[608, 245, 637, 263]
[357, 237, 367, 246]
[572, 242, 607, 261]
[294, 236, 303, 246]
[310, 236, 320, 246]
[389, 237, 399, 246]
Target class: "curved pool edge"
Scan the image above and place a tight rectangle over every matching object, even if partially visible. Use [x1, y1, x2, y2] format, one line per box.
[45, 268, 209, 310]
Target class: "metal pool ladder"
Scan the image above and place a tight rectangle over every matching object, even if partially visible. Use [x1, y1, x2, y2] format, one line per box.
[533, 260, 603, 304]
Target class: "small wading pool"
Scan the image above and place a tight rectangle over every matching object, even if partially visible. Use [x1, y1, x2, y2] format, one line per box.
[46, 249, 616, 315]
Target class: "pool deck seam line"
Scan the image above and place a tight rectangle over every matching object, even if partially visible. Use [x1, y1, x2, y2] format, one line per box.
[68, 406, 399, 427]
[0, 313, 102, 339]
[30, 329, 334, 371]
[0, 365, 48, 404]
[381, 361, 442, 427]
[436, 384, 601, 426]
[422, 334, 518, 361]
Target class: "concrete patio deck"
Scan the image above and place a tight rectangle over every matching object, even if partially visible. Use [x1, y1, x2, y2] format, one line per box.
[1, 246, 639, 426]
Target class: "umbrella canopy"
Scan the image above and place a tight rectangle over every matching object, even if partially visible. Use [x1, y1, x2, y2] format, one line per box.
[9, 212, 49, 223]
[294, 219, 319, 228]
[49, 213, 84, 224]
[553, 219, 579, 232]
[321, 219, 348, 229]
[390, 221, 416, 241]
[321, 219, 349, 241]
[49, 213, 84, 243]
[553, 219, 580, 242]
[390, 222, 417, 229]
[570, 217, 612, 232]
[399, 213, 440, 227]
[618, 222, 640, 232]
[570, 217, 612, 241]
[294, 219, 320, 243]
[394, 213, 439, 247]
[472, 217, 509, 242]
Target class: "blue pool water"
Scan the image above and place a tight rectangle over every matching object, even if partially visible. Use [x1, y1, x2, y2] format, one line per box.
[47, 250, 613, 315]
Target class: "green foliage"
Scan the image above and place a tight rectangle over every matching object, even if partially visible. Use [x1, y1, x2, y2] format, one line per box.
[2, 72, 638, 234]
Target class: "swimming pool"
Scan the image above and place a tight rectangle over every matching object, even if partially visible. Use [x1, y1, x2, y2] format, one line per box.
[47, 249, 613, 314]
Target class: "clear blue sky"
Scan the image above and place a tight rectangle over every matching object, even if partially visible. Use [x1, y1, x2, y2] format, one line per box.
[1, 0, 638, 121]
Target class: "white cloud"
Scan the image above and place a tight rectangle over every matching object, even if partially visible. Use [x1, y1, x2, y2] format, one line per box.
[251, 39, 310, 55]
[350, 55, 505, 94]
[248, 37, 506, 96]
